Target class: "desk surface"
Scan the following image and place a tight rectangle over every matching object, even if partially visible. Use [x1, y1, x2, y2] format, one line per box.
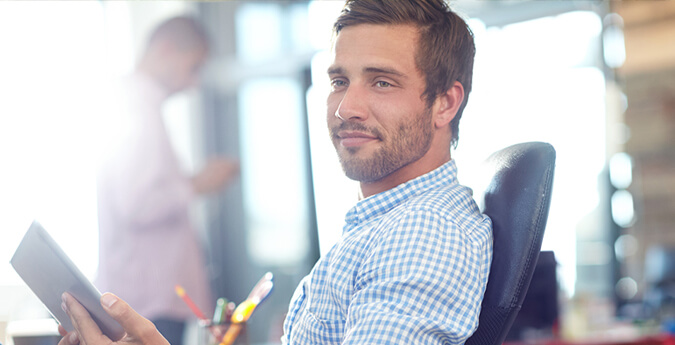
[505, 334, 675, 345]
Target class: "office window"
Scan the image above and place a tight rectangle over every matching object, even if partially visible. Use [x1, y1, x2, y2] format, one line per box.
[456, 11, 606, 296]
[0, 1, 107, 285]
[238, 79, 311, 267]
[231, 0, 318, 269]
[235, 3, 284, 64]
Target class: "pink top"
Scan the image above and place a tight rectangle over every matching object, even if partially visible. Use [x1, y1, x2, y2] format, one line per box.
[95, 73, 212, 320]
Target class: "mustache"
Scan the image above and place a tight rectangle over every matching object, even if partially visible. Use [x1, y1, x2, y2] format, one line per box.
[329, 122, 383, 139]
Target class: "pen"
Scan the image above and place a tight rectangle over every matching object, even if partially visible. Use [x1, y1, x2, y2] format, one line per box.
[224, 301, 236, 321]
[175, 285, 208, 320]
[213, 297, 228, 324]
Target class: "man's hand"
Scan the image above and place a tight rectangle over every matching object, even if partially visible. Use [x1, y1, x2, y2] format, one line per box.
[58, 292, 169, 345]
[192, 157, 240, 195]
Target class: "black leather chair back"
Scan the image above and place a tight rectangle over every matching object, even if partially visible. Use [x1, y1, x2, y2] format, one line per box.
[465, 142, 556, 345]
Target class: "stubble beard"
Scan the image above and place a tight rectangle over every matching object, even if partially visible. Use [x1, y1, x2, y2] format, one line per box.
[330, 108, 434, 183]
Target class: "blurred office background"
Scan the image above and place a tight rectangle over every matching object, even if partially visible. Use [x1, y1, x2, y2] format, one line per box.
[0, 0, 674, 344]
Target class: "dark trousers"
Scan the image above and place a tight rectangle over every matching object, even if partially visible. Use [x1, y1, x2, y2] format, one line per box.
[152, 318, 185, 345]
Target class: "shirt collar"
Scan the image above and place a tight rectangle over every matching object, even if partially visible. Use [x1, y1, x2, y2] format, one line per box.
[344, 159, 459, 227]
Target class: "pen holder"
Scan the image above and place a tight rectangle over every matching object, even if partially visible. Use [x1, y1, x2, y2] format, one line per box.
[197, 319, 249, 345]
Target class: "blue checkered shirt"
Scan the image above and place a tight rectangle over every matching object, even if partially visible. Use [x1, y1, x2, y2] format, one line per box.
[282, 160, 493, 345]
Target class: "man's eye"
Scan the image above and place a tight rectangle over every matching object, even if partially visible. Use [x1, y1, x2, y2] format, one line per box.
[331, 79, 346, 89]
[375, 81, 392, 88]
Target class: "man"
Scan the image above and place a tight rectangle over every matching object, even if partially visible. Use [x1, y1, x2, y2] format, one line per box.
[59, 1, 491, 344]
[282, 1, 491, 343]
[95, 16, 238, 345]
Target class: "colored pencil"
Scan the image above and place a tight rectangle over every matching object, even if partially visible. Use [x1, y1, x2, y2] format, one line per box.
[175, 285, 208, 320]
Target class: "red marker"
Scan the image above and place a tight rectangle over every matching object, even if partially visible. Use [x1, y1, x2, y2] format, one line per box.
[175, 285, 208, 320]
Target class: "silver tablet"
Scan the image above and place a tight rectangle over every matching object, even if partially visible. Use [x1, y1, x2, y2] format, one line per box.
[10, 221, 125, 341]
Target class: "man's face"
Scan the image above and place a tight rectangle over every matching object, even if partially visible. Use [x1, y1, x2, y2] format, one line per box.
[327, 24, 434, 184]
[166, 46, 208, 94]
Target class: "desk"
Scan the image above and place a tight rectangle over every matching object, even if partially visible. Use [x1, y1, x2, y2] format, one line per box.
[505, 334, 675, 345]
[5, 319, 59, 345]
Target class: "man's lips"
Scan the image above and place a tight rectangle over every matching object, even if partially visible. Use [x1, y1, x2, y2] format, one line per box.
[336, 130, 379, 147]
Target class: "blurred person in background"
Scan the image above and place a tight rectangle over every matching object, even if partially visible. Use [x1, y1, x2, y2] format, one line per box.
[95, 16, 238, 345]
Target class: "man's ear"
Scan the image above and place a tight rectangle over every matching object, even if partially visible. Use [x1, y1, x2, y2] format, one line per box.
[433, 81, 464, 129]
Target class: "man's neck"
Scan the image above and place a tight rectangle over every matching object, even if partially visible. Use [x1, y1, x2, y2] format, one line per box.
[136, 58, 173, 97]
[359, 154, 451, 199]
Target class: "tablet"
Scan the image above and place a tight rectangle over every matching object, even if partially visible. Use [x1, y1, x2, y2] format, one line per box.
[10, 221, 125, 341]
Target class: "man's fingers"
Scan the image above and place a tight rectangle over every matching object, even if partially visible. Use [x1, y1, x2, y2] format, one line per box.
[58, 332, 80, 345]
[57, 324, 80, 345]
[62, 292, 107, 345]
[100, 293, 168, 345]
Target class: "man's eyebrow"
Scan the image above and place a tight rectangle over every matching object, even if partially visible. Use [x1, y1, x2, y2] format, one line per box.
[327, 66, 407, 78]
[327, 66, 343, 75]
[363, 66, 406, 78]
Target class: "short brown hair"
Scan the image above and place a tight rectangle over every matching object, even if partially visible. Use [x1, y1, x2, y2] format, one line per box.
[334, 0, 475, 149]
[147, 16, 210, 52]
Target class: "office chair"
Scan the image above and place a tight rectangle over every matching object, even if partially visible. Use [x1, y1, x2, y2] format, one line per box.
[465, 142, 556, 345]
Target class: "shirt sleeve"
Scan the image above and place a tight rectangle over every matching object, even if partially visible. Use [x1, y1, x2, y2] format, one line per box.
[342, 208, 490, 345]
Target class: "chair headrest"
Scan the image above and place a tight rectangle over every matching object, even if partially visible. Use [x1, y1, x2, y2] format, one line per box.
[481, 141, 556, 307]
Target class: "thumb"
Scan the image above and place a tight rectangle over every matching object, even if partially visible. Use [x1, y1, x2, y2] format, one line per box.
[100, 293, 168, 345]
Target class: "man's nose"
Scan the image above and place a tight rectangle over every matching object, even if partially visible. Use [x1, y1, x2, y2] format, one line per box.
[335, 87, 368, 121]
